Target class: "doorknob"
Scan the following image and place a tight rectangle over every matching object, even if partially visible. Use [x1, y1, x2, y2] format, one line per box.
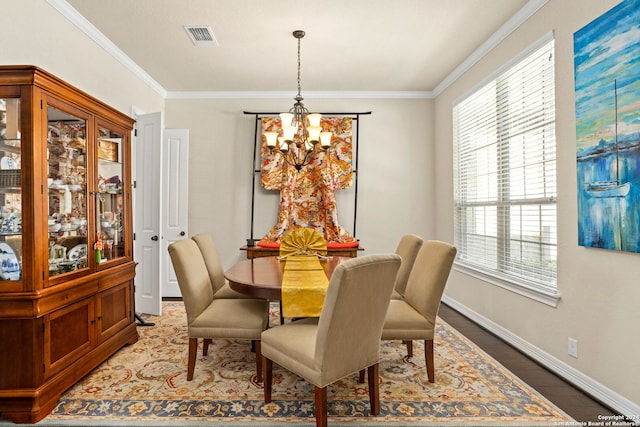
[180, 231, 186, 236]
[151, 235, 159, 241]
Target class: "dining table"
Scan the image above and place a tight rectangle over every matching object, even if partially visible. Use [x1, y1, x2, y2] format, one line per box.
[224, 255, 350, 301]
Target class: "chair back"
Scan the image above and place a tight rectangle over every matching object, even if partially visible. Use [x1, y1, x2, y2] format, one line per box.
[393, 234, 424, 296]
[168, 239, 215, 325]
[403, 240, 457, 323]
[192, 233, 226, 293]
[315, 254, 401, 379]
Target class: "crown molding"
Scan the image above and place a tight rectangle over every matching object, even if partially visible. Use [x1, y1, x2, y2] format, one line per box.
[46, 0, 167, 98]
[432, 0, 550, 97]
[49, 0, 547, 102]
[165, 90, 433, 100]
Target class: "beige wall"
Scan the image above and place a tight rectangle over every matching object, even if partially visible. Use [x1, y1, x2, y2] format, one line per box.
[435, 0, 640, 408]
[0, 0, 164, 115]
[165, 97, 435, 269]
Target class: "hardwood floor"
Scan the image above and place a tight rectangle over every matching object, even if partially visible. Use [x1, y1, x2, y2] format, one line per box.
[438, 303, 620, 423]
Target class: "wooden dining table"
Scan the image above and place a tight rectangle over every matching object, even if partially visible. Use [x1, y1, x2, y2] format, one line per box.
[224, 256, 350, 301]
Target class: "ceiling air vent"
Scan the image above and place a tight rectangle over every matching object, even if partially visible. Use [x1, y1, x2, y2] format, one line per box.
[184, 25, 218, 46]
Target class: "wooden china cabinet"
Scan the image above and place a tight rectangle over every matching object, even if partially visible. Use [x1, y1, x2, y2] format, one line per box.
[0, 66, 138, 423]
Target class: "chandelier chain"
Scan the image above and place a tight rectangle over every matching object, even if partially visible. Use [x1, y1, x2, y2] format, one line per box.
[297, 35, 302, 99]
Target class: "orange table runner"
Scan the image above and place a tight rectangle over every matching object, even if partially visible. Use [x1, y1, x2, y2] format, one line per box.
[281, 255, 329, 318]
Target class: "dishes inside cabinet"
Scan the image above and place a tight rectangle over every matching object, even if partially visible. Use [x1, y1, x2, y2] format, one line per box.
[0, 242, 20, 280]
[98, 140, 118, 162]
[68, 244, 87, 261]
[0, 156, 19, 170]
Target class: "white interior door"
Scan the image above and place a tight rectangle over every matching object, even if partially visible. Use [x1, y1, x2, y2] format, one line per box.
[133, 112, 163, 315]
[162, 129, 189, 297]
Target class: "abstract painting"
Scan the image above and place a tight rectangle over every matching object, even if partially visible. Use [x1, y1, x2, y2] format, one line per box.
[574, 0, 640, 252]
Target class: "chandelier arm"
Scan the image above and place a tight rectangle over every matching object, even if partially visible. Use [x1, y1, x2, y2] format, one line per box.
[279, 144, 306, 171]
[301, 149, 313, 168]
[280, 149, 298, 169]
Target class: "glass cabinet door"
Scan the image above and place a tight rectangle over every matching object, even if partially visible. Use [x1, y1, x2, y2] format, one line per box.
[47, 105, 89, 277]
[95, 125, 125, 264]
[0, 97, 22, 283]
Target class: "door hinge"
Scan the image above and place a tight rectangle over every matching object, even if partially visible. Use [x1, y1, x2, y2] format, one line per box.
[133, 180, 137, 189]
[133, 233, 136, 240]
[134, 128, 138, 137]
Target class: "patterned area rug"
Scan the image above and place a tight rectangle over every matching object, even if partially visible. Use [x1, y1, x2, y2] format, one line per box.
[21, 302, 571, 426]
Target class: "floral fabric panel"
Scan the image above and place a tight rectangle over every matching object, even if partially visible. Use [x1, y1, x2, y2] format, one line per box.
[259, 117, 356, 244]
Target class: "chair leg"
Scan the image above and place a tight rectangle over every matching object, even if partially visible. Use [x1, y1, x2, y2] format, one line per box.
[425, 339, 435, 383]
[367, 363, 380, 415]
[358, 369, 365, 383]
[187, 337, 198, 381]
[314, 386, 328, 427]
[203, 338, 211, 356]
[263, 356, 272, 403]
[254, 340, 262, 382]
[404, 340, 413, 357]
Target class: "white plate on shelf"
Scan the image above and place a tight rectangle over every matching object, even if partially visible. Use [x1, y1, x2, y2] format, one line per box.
[0, 156, 18, 170]
[68, 244, 87, 261]
[0, 242, 20, 280]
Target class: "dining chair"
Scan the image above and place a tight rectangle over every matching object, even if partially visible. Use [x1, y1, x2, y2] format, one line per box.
[191, 233, 253, 299]
[168, 239, 269, 381]
[390, 234, 424, 300]
[261, 254, 401, 427]
[381, 240, 456, 383]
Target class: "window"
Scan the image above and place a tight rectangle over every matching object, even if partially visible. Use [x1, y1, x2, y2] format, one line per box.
[453, 37, 558, 304]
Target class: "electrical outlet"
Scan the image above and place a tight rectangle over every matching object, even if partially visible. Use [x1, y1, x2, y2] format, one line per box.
[568, 337, 578, 358]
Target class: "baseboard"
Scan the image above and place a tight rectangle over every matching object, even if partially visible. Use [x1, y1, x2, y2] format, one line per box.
[441, 295, 640, 422]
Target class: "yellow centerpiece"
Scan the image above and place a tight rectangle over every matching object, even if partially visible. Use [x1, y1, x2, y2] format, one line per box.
[279, 228, 329, 317]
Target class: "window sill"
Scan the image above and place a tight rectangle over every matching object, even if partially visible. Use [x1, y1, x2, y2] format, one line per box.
[453, 262, 561, 307]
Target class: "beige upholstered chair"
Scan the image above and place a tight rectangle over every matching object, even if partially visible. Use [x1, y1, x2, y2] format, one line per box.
[168, 239, 269, 381]
[191, 233, 253, 299]
[390, 234, 424, 300]
[381, 240, 456, 383]
[261, 254, 401, 427]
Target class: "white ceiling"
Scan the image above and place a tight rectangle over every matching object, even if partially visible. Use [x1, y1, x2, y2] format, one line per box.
[61, 0, 538, 97]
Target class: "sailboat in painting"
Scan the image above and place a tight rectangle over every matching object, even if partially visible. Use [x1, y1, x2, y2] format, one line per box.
[585, 79, 630, 198]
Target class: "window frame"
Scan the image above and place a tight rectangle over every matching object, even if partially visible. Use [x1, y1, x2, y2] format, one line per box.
[452, 33, 560, 307]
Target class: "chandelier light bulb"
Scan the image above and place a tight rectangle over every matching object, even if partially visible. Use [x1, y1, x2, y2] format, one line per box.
[280, 113, 294, 128]
[320, 132, 332, 148]
[307, 114, 322, 127]
[265, 132, 278, 148]
[307, 126, 321, 142]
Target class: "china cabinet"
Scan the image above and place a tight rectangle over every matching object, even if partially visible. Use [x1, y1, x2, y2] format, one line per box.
[0, 66, 138, 423]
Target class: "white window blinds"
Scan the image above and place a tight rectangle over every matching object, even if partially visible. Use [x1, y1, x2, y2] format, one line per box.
[453, 38, 557, 297]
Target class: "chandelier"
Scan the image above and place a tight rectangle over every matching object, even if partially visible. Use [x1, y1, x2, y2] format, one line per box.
[264, 30, 332, 171]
